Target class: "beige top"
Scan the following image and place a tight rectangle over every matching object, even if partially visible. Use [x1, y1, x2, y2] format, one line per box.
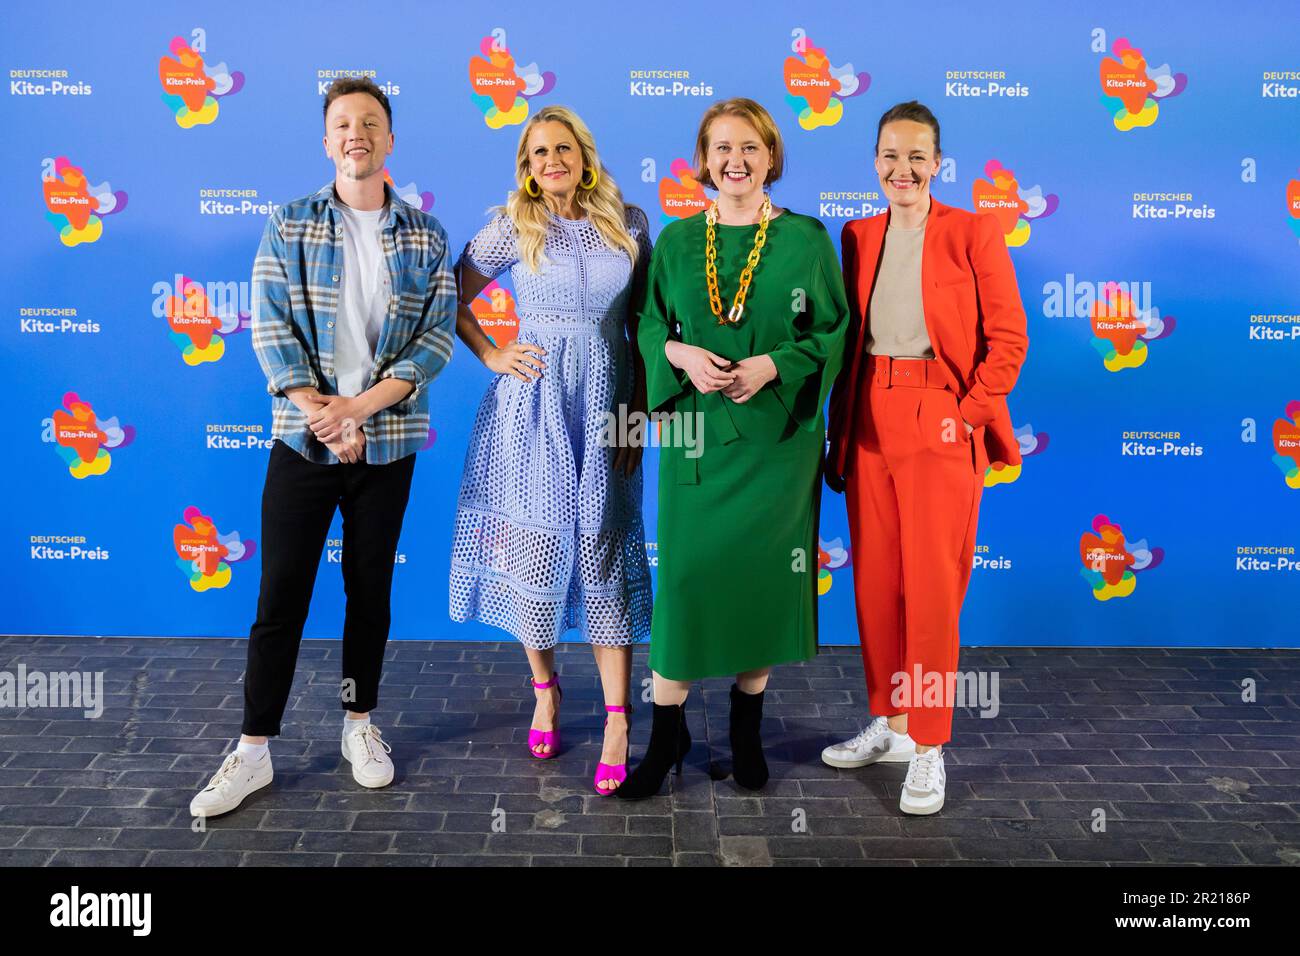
[866, 222, 934, 358]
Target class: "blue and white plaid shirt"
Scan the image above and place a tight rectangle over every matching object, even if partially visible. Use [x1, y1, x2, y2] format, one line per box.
[251, 181, 455, 465]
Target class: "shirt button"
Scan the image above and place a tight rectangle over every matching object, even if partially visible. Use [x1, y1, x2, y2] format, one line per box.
[332, 274, 339, 282]
[327, 321, 334, 329]
[335, 227, 343, 237]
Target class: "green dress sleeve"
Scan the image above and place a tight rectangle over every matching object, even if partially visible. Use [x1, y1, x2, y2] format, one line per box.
[768, 222, 851, 431]
[637, 226, 692, 415]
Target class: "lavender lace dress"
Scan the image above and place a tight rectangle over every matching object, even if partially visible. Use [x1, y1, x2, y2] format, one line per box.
[449, 206, 654, 649]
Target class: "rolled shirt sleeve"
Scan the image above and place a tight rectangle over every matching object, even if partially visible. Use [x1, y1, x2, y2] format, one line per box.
[251, 208, 319, 398]
[380, 221, 457, 414]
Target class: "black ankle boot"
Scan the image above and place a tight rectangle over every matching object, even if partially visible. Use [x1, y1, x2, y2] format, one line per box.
[615, 701, 691, 800]
[729, 683, 769, 790]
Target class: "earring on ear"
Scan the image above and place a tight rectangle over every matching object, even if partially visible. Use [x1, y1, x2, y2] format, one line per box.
[580, 167, 599, 190]
[524, 175, 541, 198]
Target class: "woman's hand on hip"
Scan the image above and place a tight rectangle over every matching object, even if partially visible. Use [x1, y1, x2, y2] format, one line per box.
[486, 341, 547, 381]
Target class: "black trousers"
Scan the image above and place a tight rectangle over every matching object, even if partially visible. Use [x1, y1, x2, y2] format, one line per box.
[242, 439, 416, 736]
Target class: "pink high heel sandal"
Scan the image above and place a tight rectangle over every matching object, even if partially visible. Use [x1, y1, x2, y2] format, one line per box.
[594, 704, 631, 795]
[527, 673, 562, 759]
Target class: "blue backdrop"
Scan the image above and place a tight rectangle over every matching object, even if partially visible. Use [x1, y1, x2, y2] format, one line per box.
[3, 1, 1298, 647]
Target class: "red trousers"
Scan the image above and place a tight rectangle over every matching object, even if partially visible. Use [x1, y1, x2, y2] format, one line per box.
[845, 356, 983, 746]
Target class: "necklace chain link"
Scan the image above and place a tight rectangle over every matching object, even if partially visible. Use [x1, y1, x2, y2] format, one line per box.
[705, 195, 772, 326]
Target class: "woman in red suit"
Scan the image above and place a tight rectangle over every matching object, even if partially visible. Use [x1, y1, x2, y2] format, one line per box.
[822, 101, 1028, 815]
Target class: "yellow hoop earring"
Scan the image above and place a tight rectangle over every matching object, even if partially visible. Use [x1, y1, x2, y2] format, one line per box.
[524, 175, 541, 198]
[580, 167, 599, 191]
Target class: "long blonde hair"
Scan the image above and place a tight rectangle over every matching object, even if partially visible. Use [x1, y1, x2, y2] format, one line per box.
[500, 105, 639, 273]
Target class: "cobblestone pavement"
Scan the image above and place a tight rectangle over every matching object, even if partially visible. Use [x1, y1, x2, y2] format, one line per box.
[1, 637, 1296, 866]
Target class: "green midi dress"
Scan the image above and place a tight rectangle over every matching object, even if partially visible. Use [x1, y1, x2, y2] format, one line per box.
[637, 210, 850, 680]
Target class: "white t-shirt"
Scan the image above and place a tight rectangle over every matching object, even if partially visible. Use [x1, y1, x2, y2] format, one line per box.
[334, 202, 391, 397]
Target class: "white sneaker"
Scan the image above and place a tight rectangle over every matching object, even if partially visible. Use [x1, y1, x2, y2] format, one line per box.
[189, 750, 273, 818]
[342, 722, 394, 788]
[899, 748, 946, 815]
[821, 716, 917, 768]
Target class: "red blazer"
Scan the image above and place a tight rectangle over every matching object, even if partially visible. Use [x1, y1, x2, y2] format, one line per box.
[825, 196, 1029, 491]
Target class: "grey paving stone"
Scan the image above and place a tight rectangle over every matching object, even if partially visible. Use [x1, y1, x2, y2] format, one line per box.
[1, 635, 1294, 866]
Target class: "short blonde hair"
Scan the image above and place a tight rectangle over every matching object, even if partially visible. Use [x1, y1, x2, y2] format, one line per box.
[692, 98, 785, 189]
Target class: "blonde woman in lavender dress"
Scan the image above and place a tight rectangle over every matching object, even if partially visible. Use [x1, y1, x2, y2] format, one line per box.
[449, 106, 652, 795]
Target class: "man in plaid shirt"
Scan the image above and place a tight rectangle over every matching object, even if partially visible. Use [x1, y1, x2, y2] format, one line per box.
[192, 77, 455, 818]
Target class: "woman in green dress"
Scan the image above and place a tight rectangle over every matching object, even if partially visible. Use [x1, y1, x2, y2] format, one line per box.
[617, 98, 849, 799]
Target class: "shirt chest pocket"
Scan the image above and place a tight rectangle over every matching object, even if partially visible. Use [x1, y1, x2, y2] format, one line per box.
[391, 253, 433, 319]
[385, 226, 433, 295]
